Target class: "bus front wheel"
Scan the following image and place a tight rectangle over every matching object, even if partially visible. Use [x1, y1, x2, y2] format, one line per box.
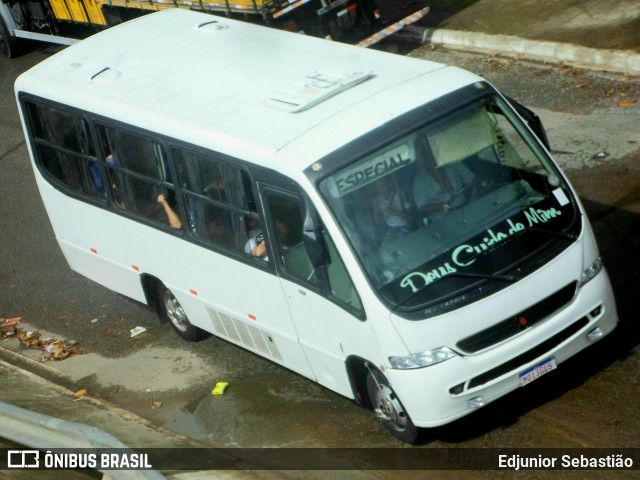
[156, 285, 208, 342]
[366, 369, 420, 444]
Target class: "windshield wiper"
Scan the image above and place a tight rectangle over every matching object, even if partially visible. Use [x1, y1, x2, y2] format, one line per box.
[392, 271, 516, 312]
[442, 271, 517, 282]
[524, 226, 578, 240]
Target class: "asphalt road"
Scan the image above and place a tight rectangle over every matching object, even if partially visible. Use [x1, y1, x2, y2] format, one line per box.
[1, 37, 639, 474]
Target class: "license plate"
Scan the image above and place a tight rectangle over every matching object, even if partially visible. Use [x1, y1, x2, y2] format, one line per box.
[519, 357, 557, 387]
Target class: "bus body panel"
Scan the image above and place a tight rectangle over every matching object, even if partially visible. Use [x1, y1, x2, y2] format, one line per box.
[389, 239, 586, 354]
[280, 277, 378, 397]
[277, 66, 482, 168]
[33, 171, 318, 380]
[387, 269, 617, 427]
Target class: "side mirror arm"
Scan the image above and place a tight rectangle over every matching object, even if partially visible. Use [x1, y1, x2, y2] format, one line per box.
[302, 197, 330, 269]
[506, 96, 551, 150]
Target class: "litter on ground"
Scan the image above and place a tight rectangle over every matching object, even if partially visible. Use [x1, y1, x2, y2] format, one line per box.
[130, 326, 147, 338]
[1, 317, 82, 362]
[212, 382, 229, 395]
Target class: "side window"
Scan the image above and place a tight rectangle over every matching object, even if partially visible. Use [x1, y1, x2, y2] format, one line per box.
[265, 193, 311, 282]
[323, 231, 364, 314]
[96, 125, 181, 229]
[265, 192, 363, 315]
[25, 101, 102, 200]
[173, 148, 261, 258]
[174, 148, 256, 211]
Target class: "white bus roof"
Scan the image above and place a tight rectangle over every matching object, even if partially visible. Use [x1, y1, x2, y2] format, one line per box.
[15, 9, 482, 172]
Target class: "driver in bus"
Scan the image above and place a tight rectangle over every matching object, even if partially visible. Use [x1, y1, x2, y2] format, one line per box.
[412, 160, 475, 225]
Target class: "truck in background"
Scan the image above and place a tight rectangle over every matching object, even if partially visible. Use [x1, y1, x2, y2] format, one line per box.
[0, 0, 429, 57]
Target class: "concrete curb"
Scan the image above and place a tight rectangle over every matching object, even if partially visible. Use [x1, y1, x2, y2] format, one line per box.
[422, 29, 640, 76]
[0, 351, 206, 449]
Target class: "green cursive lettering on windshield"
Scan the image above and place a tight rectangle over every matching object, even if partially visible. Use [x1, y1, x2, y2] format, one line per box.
[400, 206, 563, 293]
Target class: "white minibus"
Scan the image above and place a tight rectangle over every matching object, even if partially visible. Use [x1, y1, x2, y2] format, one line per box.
[15, 9, 618, 443]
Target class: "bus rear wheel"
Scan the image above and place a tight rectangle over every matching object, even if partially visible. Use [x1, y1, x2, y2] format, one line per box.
[366, 369, 420, 444]
[156, 285, 208, 342]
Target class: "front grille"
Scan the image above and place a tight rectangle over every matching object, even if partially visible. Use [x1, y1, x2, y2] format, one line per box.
[466, 316, 589, 389]
[457, 281, 578, 353]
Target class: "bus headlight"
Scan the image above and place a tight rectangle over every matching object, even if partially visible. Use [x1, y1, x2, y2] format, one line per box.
[580, 257, 603, 286]
[389, 347, 457, 369]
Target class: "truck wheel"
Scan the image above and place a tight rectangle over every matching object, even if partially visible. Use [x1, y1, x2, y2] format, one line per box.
[366, 369, 419, 444]
[156, 284, 208, 342]
[0, 13, 19, 58]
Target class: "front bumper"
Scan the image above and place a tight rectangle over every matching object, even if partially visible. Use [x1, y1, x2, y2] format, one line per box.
[386, 268, 618, 428]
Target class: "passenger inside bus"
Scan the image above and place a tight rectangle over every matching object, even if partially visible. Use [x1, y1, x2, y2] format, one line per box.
[273, 219, 293, 249]
[245, 217, 268, 261]
[157, 193, 183, 230]
[203, 175, 227, 202]
[205, 213, 233, 247]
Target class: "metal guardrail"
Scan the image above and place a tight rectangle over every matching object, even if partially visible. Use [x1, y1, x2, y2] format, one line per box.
[0, 399, 166, 479]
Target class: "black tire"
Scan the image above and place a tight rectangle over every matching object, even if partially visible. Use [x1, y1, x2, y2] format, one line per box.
[156, 284, 209, 342]
[366, 370, 420, 444]
[0, 13, 20, 58]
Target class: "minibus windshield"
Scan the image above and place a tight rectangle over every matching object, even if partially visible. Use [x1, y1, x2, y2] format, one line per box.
[319, 95, 579, 315]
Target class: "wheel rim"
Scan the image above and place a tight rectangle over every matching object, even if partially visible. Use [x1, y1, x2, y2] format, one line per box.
[163, 290, 189, 333]
[372, 384, 409, 432]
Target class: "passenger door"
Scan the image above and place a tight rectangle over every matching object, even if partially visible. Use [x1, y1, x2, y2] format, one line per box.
[262, 186, 367, 398]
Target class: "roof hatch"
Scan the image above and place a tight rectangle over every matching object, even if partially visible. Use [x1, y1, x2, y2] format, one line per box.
[264, 70, 373, 113]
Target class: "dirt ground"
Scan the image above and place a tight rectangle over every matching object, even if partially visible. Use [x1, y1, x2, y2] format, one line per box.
[424, 0, 640, 53]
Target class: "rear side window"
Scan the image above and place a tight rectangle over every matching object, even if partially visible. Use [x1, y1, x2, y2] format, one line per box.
[25, 102, 103, 200]
[96, 125, 179, 229]
[24, 98, 270, 267]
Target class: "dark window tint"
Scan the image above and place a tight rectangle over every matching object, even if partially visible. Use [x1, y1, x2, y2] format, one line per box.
[174, 147, 259, 257]
[96, 125, 180, 229]
[174, 149, 256, 211]
[26, 102, 102, 199]
[265, 192, 363, 315]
